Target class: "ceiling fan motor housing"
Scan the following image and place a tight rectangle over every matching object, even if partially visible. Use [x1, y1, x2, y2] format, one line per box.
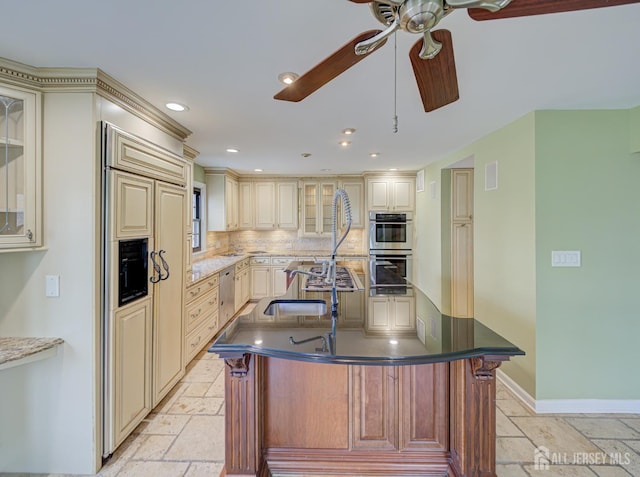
[400, 0, 444, 33]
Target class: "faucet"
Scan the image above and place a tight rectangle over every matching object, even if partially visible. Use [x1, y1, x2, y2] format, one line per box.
[289, 189, 352, 355]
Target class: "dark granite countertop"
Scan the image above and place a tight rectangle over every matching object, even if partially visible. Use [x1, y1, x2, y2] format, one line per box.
[209, 271, 524, 366]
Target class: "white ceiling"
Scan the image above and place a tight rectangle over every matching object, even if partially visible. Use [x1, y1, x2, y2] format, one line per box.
[1, 1, 639, 175]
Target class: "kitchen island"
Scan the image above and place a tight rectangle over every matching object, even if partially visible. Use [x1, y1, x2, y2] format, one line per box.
[209, 272, 524, 477]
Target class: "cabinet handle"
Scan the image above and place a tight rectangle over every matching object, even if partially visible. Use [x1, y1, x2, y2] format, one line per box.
[158, 250, 170, 280]
[27, 229, 33, 241]
[191, 308, 202, 319]
[190, 287, 201, 297]
[149, 251, 162, 283]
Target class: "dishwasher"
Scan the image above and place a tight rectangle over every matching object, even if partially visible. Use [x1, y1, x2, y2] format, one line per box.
[219, 266, 236, 325]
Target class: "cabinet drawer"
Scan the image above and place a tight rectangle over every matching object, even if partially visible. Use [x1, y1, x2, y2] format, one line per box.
[185, 288, 219, 334]
[186, 273, 219, 304]
[250, 257, 270, 265]
[271, 257, 292, 266]
[185, 312, 218, 364]
[235, 258, 250, 273]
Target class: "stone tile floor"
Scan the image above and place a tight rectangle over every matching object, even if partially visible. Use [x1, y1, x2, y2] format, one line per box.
[3, 304, 639, 477]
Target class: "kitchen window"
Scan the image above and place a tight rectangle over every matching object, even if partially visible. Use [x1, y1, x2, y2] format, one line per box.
[192, 181, 206, 253]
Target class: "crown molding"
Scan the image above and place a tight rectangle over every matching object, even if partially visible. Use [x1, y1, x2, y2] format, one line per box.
[183, 144, 200, 161]
[0, 56, 192, 142]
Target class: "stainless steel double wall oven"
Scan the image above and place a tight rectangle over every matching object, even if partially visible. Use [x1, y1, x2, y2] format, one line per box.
[368, 211, 413, 295]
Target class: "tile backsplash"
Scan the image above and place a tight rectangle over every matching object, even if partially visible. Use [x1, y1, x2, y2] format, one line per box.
[203, 229, 365, 257]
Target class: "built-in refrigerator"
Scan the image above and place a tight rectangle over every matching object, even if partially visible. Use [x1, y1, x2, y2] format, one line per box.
[100, 122, 187, 457]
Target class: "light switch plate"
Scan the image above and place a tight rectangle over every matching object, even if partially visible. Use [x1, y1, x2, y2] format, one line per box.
[551, 251, 581, 267]
[46, 275, 60, 297]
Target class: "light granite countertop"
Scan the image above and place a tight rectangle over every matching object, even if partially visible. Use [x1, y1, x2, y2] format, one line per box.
[0, 337, 64, 370]
[190, 251, 367, 285]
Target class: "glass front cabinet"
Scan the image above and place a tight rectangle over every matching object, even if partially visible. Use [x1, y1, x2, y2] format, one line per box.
[0, 84, 41, 250]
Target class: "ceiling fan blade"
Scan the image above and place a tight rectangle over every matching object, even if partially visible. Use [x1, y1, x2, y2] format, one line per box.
[409, 29, 459, 112]
[469, 0, 640, 20]
[274, 30, 386, 102]
[348, 0, 373, 3]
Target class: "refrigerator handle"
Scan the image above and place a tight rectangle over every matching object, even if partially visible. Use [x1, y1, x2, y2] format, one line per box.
[158, 250, 170, 281]
[149, 251, 162, 283]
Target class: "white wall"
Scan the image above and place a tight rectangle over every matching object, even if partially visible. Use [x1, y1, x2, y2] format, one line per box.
[0, 90, 184, 474]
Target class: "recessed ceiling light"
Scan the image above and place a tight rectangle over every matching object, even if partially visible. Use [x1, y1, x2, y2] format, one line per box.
[339, 140, 351, 147]
[254, 168, 263, 172]
[389, 168, 398, 171]
[301, 152, 312, 158]
[342, 128, 356, 135]
[226, 148, 239, 153]
[369, 152, 380, 158]
[278, 72, 299, 85]
[165, 102, 189, 112]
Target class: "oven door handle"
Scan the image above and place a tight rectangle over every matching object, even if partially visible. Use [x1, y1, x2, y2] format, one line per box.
[371, 221, 410, 225]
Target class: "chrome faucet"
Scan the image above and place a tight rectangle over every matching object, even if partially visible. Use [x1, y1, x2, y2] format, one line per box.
[289, 189, 352, 355]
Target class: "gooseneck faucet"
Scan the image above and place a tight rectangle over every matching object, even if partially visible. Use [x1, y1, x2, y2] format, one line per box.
[289, 189, 352, 355]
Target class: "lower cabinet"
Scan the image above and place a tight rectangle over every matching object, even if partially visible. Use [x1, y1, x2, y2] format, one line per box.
[234, 258, 251, 313]
[250, 256, 292, 300]
[184, 273, 220, 366]
[367, 296, 416, 332]
[112, 297, 153, 447]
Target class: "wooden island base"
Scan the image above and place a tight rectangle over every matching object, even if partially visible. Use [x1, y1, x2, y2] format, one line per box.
[220, 353, 507, 477]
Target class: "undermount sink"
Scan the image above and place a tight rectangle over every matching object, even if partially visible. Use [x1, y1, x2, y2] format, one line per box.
[263, 299, 327, 317]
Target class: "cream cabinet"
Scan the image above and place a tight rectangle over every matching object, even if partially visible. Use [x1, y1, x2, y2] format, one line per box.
[450, 169, 474, 318]
[367, 296, 416, 332]
[234, 257, 251, 313]
[184, 273, 219, 365]
[240, 181, 298, 230]
[0, 84, 42, 250]
[301, 181, 336, 236]
[367, 176, 415, 211]
[271, 256, 292, 297]
[250, 260, 271, 300]
[254, 182, 276, 229]
[112, 297, 153, 447]
[206, 171, 239, 231]
[338, 180, 364, 229]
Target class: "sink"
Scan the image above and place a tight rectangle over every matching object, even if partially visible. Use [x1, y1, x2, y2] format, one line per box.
[222, 252, 242, 257]
[248, 250, 267, 254]
[263, 299, 327, 317]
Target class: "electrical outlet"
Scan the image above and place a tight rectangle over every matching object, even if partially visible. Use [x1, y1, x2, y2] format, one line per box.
[46, 275, 60, 297]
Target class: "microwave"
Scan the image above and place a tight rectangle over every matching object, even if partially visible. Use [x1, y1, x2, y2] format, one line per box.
[369, 211, 413, 251]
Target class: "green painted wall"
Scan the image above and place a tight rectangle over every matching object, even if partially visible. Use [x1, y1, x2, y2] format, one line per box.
[416, 113, 537, 397]
[535, 109, 640, 399]
[630, 106, 640, 153]
[193, 163, 205, 183]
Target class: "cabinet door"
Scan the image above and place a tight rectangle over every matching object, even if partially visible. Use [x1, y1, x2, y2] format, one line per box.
[302, 183, 318, 235]
[112, 297, 152, 448]
[391, 297, 415, 330]
[391, 178, 415, 211]
[251, 266, 271, 299]
[271, 266, 288, 297]
[254, 182, 276, 229]
[319, 183, 335, 234]
[277, 182, 298, 229]
[0, 85, 41, 249]
[367, 296, 391, 331]
[238, 182, 254, 229]
[110, 170, 154, 240]
[451, 222, 474, 318]
[234, 271, 243, 313]
[452, 169, 473, 221]
[241, 268, 251, 304]
[367, 179, 390, 211]
[340, 181, 364, 229]
[153, 182, 186, 406]
[225, 176, 239, 230]
[340, 278, 365, 325]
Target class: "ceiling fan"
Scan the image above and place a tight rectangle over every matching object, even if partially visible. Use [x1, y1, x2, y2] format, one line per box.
[274, 0, 640, 112]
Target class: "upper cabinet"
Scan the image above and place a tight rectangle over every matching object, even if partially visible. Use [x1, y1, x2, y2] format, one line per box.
[238, 180, 298, 230]
[366, 176, 416, 212]
[338, 179, 364, 229]
[205, 170, 239, 231]
[301, 181, 336, 236]
[0, 84, 42, 251]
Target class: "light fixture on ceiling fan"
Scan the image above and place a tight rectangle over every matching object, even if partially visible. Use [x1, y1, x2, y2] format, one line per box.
[274, 0, 640, 112]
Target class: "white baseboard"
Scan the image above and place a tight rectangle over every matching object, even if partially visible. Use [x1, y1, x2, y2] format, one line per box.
[496, 369, 536, 413]
[535, 400, 640, 414]
[497, 370, 640, 414]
